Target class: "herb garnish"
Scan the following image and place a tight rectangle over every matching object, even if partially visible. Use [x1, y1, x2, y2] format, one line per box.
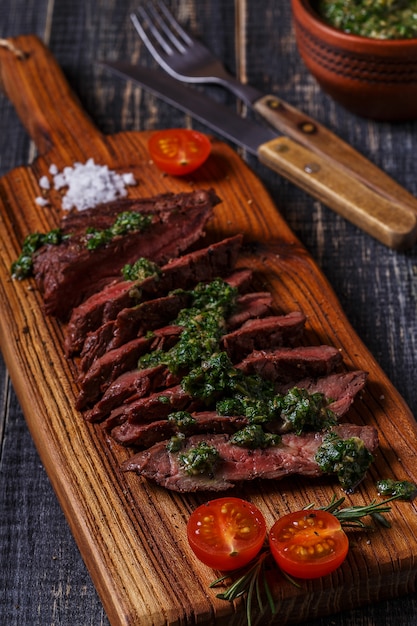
[179, 441, 220, 476]
[277, 387, 336, 434]
[376, 478, 417, 500]
[84, 211, 152, 250]
[315, 432, 374, 492]
[11, 229, 68, 279]
[230, 424, 281, 449]
[168, 410, 196, 432]
[137, 277, 336, 444]
[211, 489, 416, 626]
[121, 257, 161, 282]
[11, 211, 153, 279]
[138, 278, 238, 373]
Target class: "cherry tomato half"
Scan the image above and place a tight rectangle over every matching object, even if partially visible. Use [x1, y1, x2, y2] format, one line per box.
[187, 497, 267, 571]
[269, 509, 349, 579]
[148, 128, 211, 176]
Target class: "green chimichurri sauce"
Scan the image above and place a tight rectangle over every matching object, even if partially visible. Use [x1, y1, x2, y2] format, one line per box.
[11, 229, 69, 279]
[138, 278, 238, 373]
[178, 441, 220, 476]
[376, 478, 417, 500]
[11, 211, 154, 280]
[84, 211, 152, 250]
[317, 0, 417, 39]
[315, 431, 374, 492]
[230, 424, 281, 449]
[121, 257, 161, 282]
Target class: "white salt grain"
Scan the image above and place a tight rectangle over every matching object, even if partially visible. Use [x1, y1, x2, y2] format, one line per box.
[35, 196, 50, 207]
[39, 175, 50, 190]
[37, 158, 137, 212]
[122, 172, 136, 186]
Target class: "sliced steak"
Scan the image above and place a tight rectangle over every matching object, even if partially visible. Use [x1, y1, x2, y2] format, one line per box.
[61, 190, 218, 235]
[137, 233, 244, 298]
[221, 311, 306, 362]
[33, 188, 219, 319]
[110, 411, 249, 447]
[103, 371, 367, 445]
[84, 367, 181, 422]
[110, 293, 190, 353]
[65, 234, 244, 356]
[122, 424, 379, 492]
[109, 286, 269, 355]
[101, 384, 201, 432]
[78, 291, 189, 373]
[226, 292, 275, 330]
[77, 320, 116, 374]
[276, 370, 368, 418]
[76, 325, 183, 410]
[65, 278, 141, 356]
[238, 345, 343, 382]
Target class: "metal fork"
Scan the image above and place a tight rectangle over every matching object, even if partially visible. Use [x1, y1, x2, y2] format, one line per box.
[130, 1, 261, 107]
[129, 2, 417, 214]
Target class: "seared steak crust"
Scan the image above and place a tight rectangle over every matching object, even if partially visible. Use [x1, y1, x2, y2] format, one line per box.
[221, 312, 306, 362]
[65, 234, 244, 356]
[122, 425, 379, 492]
[34, 188, 220, 319]
[237, 345, 343, 382]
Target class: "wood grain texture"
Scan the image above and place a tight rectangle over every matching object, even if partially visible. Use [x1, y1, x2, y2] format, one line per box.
[1, 2, 417, 626]
[0, 34, 417, 626]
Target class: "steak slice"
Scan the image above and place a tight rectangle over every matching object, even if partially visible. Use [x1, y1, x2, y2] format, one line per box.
[33, 188, 219, 319]
[78, 291, 189, 373]
[77, 276, 258, 374]
[276, 370, 368, 418]
[84, 367, 181, 422]
[101, 384, 201, 432]
[110, 411, 249, 447]
[226, 292, 275, 329]
[122, 424, 379, 492]
[76, 325, 183, 410]
[76, 337, 153, 411]
[61, 191, 215, 234]
[221, 311, 306, 362]
[238, 345, 343, 382]
[64, 234, 244, 356]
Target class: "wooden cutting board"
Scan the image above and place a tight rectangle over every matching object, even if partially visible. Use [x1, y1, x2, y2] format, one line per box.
[1, 35, 417, 626]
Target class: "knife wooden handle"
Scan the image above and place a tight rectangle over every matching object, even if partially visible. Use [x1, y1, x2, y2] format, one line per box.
[254, 96, 417, 215]
[258, 136, 417, 249]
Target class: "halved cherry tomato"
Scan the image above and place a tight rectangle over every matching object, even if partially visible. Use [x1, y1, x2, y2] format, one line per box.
[187, 497, 267, 571]
[269, 509, 349, 579]
[148, 128, 211, 176]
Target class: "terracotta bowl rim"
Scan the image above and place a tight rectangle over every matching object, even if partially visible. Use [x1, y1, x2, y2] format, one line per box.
[293, 0, 417, 49]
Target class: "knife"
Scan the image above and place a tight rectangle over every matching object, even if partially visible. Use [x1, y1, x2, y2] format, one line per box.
[100, 61, 417, 250]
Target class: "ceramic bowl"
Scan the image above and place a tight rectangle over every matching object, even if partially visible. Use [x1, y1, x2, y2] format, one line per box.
[291, 0, 417, 121]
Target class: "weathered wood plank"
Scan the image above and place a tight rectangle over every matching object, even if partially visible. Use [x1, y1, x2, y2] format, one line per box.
[1, 1, 417, 625]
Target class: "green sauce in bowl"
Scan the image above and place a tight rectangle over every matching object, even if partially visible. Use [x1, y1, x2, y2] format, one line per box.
[317, 0, 417, 39]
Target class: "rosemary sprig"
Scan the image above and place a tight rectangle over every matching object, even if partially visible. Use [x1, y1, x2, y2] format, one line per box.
[210, 549, 278, 625]
[311, 493, 404, 528]
[210, 489, 415, 626]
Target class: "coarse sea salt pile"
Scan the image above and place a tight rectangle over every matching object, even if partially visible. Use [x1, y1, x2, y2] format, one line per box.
[35, 158, 137, 211]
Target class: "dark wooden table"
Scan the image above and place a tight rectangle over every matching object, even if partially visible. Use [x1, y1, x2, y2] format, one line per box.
[1, 1, 417, 624]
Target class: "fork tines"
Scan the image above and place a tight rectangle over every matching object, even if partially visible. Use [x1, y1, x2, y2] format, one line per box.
[131, 1, 193, 60]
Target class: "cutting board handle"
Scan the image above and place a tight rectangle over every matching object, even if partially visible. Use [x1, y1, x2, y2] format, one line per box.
[0, 35, 110, 160]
